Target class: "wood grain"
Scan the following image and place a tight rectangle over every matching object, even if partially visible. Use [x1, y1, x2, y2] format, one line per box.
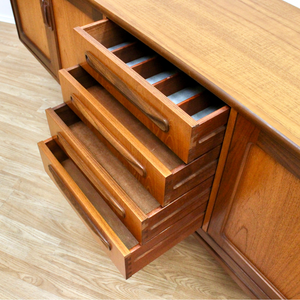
[89, 0, 300, 155]
[208, 114, 300, 298]
[59, 66, 223, 204]
[74, 20, 229, 163]
[39, 137, 217, 279]
[11, 0, 61, 80]
[202, 109, 238, 231]
[51, 0, 101, 68]
[0, 21, 247, 298]
[197, 229, 270, 299]
[84, 49, 170, 132]
[70, 93, 147, 177]
[46, 104, 215, 245]
[15, 0, 50, 59]
[223, 144, 300, 299]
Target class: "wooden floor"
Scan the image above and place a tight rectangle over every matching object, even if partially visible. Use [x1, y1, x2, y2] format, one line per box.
[0, 21, 249, 299]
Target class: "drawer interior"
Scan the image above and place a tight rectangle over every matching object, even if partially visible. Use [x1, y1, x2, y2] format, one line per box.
[50, 103, 215, 245]
[45, 138, 139, 250]
[41, 138, 207, 278]
[53, 105, 160, 214]
[63, 66, 225, 203]
[68, 67, 192, 171]
[84, 21, 225, 122]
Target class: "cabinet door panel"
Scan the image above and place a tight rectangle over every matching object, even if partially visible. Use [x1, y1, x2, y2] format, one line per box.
[15, 0, 50, 58]
[11, 0, 61, 79]
[208, 115, 300, 299]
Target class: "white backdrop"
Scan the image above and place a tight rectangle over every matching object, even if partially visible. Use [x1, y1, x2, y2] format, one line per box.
[0, 0, 299, 24]
[284, 0, 300, 7]
[0, 0, 14, 23]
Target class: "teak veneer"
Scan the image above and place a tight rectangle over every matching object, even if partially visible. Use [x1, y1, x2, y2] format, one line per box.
[39, 137, 206, 279]
[45, 103, 213, 244]
[86, 0, 300, 156]
[11, 0, 300, 297]
[59, 65, 222, 205]
[74, 19, 230, 164]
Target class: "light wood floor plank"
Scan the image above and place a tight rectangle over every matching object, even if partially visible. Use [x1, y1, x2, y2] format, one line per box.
[0, 170, 19, 203]
[0, 274, 64, 300]
[0, 252, 110, 299]
[0, 21, 249, 299]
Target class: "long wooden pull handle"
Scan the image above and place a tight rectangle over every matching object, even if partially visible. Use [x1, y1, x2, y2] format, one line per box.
[40, 0, 47, 25]
[70, 94, 147, 177]
[40, 0, 53, 30]
[85, 51, 169, 132]
[48, 164, 111, 251]
[56, 132, 126, 218]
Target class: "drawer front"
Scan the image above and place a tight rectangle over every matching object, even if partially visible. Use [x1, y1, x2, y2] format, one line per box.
[38, 137, 205, 279]
[48, 111, 149, 239]
[59, 65, 221, 205]
[38, 138, 133, 277]
[46, 103, 213, 244]
[74, 19, 230, 163]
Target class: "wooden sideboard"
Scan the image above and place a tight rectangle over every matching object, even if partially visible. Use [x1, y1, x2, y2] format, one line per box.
[11, 0, 300, 298]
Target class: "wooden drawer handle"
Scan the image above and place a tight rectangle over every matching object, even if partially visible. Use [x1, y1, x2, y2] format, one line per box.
[40, 0, 53, 30]
[56, 132, 126, 218]
[48, 164, 111, 251]
[85, 51, 169, 132]
[70, 93, 147, 177]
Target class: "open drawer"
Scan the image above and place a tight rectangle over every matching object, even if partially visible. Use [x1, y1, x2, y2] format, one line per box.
[73, 19, 230, 164]
[59, 65, 222, 205]
[46, 103, 213, 244]
[38, 137, 206, 278]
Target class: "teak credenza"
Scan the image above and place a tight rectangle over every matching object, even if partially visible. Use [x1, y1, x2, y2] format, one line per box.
[11, 0, 300, 298]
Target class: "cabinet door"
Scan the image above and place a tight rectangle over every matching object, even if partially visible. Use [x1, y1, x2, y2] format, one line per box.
[11, 0, 61, 79]
[51, 0, 103, 69]
[208, 115, 300, 299]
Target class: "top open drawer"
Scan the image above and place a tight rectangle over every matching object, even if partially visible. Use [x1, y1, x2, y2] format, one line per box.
[74, 19, 230, 163]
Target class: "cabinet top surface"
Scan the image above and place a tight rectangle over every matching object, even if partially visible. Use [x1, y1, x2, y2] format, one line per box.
[91, 0, 300, 150]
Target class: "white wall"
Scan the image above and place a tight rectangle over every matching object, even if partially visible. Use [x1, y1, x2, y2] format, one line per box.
[0, 0, 15, 23]
[284, 0, 300, 8]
